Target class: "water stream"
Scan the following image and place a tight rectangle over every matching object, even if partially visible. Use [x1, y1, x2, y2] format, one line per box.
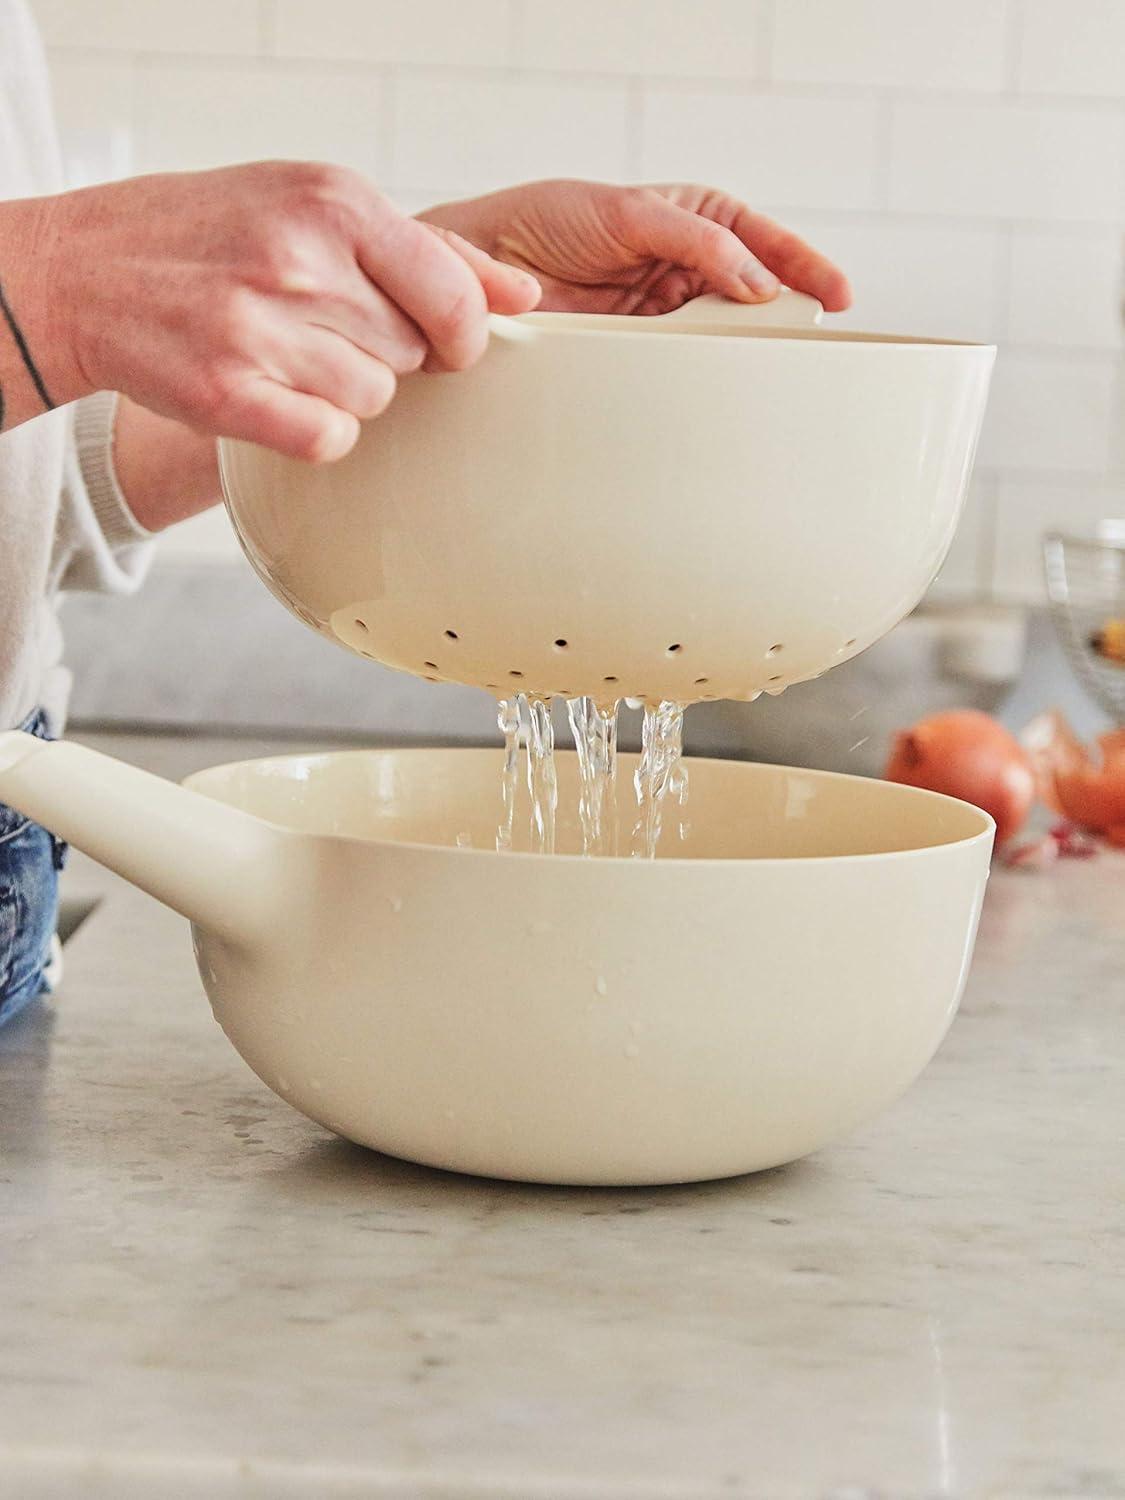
[494, 695, 686, 859]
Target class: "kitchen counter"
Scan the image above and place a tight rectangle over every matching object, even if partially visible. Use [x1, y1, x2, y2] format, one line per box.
[2, 733, 1123, 1499]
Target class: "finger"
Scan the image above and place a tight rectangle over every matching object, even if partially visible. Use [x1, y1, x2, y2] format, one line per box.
[354, 210, 492, 372]
[612, 191, 780, 303]
[219, 376, 361, 463]
[711, 200, 852, 312]
[274, 325, 398, 420]
[425, 225, 542, 315]
[311, 273, 428, 374]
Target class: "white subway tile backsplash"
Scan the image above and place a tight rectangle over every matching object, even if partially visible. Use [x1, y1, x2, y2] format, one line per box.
[273, 0, 512, 69]
[640, 90, 881, 210]
[992, 476, 1125, 601]
[1019, 0, 1125, 98]
[784, 216, 1002, 341]
[927, 472, 994, 601]
[977, 352, 1117, 474]
[31, 0, 259, 55]
[1007, 230, 1124, 349]
[47, 56, 135, 185]
[517, 0, 764, 80]
[393, 75, 630, 196]
[888, 101, 1123, 222]
[771, 0, 1008, 92]
[135, 62, 385, 177]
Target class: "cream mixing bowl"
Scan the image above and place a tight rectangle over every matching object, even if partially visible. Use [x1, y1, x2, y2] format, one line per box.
[218, 293, 996, 706]
[0, 735, 993, 1185]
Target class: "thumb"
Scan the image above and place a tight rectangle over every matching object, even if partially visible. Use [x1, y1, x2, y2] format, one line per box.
[424, 224, 542, 314]
[618, 195, 780, 304]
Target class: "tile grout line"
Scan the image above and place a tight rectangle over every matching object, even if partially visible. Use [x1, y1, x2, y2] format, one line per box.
[994, 220, 1016, 346]
[757, 0, 775, 82]
[257, 0, 276, 59]
[872, 94, 895, 214]
[506, 0, 525, 69]
[379, 67, 398, 189]
[1003, 0, 1025, 94]
[979, 474, 1000, 600]
[625, 78, 645, 181]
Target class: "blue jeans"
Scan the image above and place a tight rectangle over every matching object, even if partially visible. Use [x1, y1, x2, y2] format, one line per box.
[0, 710, 66, 1027]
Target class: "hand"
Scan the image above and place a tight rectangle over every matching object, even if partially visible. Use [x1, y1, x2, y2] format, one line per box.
[419, 179, 850, 316]
[9, 161, 540, 461]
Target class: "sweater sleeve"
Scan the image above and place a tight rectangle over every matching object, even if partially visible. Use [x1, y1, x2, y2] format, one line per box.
[54, 389, 154, 594]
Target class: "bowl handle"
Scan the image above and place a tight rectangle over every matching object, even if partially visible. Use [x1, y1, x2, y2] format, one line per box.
[658, 289, 824, 329]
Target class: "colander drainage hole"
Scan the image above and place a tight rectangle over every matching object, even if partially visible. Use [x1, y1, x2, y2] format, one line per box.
[444, 629, 459, 641]
[603, 675, 618, 684]
[553, 639, 568, 651]
[694, 676, 709, 686]
[767, 643, 784, 657]
[845, 637, 857, 648]
[666, 643, 683, 656]
[509, 670, 524, 679]
[354, 618, 368, 631]
[769, 674, 783, 683]
[423, 661, 438, 671]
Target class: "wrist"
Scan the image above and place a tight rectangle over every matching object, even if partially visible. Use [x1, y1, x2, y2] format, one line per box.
[112, 396, 221, 533]
[0, 192, 93, 411]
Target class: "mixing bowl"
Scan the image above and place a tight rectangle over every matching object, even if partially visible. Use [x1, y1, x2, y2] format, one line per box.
[0, 734, 993, 1185]
[218, 293, 995, 706]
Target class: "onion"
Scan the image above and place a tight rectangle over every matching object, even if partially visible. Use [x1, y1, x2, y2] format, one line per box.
[1055, 754, 1125, 836]
[885, 709, 1035, 846]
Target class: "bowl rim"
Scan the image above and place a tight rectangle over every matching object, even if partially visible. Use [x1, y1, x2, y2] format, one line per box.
[510, 311, 996, 351]
[183, 747, 996, 867]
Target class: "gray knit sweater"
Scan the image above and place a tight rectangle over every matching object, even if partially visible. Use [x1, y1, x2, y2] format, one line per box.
[0, 0, 152, 733]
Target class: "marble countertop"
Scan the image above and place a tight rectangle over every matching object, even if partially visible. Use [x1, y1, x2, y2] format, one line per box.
[2, 733, 1124, 1499]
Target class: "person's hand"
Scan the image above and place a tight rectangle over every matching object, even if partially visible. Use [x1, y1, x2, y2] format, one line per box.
[7, 161, 540, 461]
[418, 179, 850, 316]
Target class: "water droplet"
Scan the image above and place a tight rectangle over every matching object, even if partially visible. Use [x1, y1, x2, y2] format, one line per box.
[624, 1042, 641, 1059]
[594, 976, 609, 997]
[387, 896, 403, 914]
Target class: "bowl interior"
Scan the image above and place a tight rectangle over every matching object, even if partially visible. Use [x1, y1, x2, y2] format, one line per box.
[185, 749, 991, 861]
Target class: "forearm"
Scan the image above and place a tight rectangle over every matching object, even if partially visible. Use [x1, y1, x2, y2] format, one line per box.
[111, 398, 221, 533]
[0, 194, 89, 433]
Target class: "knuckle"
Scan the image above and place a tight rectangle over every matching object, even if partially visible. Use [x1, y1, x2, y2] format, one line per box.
[429, 284, 485, 370]
[362, 364, 397, 417]
[293, 160, 361, 205]
[396, 334, 427, 374]
[192, 363, 243, 425]
[609, 185, 660, 235]
[300, 423, 340, 464]
[209, 288, 255, 349]
[697, 219, 734, 258]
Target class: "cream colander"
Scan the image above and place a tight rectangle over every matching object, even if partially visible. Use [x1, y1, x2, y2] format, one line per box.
[219, 293, 995, 706]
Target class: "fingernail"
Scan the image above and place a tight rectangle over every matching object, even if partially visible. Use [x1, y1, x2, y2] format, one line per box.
[741, 259, 778, 296]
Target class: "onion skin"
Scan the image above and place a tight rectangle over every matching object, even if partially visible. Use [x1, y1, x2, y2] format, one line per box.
[885, 710, 1035, 846]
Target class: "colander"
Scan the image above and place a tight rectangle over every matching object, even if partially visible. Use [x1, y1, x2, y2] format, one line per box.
[218, 292, 995, 706]
[1044, 525, 1125, 723]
